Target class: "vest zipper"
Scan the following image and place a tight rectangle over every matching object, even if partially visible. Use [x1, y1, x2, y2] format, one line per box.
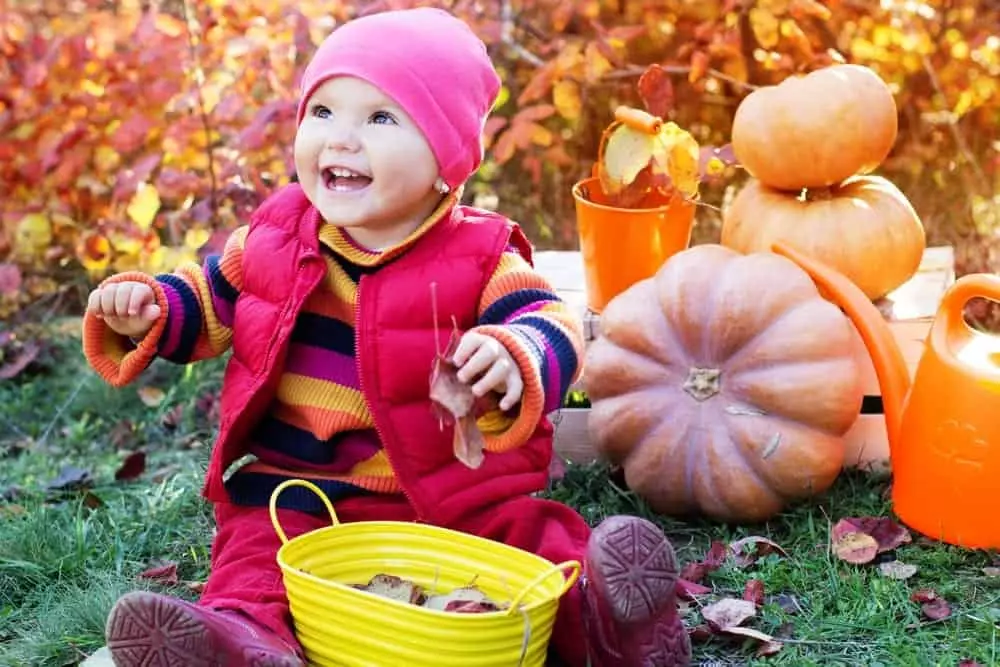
[354, 275, 423, 519]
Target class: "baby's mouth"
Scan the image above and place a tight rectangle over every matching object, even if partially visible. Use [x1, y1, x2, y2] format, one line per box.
[322, 166, 373, 192]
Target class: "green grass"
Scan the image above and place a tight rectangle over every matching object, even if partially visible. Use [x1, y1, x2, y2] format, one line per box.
[2, 322, 998, 666]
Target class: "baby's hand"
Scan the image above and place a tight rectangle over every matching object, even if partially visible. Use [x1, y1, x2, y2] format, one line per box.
[86, 281, 161, 339]
[451, 331, 523, 411]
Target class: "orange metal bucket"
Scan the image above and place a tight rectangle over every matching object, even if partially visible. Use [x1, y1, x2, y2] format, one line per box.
[572, 176, 695, 314]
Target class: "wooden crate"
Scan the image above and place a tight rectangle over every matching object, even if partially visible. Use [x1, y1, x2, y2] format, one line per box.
[534, 246, 956, 475]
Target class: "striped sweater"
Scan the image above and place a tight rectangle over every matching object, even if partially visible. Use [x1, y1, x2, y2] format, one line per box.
[86, 198, 584, 506]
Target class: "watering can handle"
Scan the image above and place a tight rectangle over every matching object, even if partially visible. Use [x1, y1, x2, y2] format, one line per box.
[505, 560, 581, 616]
[935, 273, 1000, 341]
[268, 478, 341, 545]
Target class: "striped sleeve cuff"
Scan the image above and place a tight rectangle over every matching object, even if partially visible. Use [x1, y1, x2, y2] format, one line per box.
[82, 272, 169, 388]
[469, 324, 546, 453]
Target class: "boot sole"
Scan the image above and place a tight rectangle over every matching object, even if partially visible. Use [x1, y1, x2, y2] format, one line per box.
[588, 515, 692, 666]
[106, 591, 302, 667]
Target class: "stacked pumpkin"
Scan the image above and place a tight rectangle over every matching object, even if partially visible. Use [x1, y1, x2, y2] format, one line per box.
[722, 64, 926, 301]
[581, 65, 926, 524]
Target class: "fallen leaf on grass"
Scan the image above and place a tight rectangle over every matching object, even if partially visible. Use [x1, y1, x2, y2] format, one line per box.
[701, 597, 783, 655]
[879, 560, 918, 580]
[743, 579, 765, 606]
[680, 540, 727, 582]
[139, 561, 179, 586]
[0, 340, 39, 380]
[911, 589, 952, 620]
[832, 530, 879, 564]
[982, 567, 1000, 577]
[45, 466, 93, 492]
[958, 660, 985, 666]
[702, 598, 756, 630]
[114, 451, 146, 481]
[729, 535, 788, 567]
[676, 578, 712, 600]
[137, 386, 165, 407]
[832, 516, 911, 555]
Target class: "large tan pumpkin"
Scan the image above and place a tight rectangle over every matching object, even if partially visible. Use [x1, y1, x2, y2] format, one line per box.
[731, 64, 897, 190]
[721, 175, 925, 301]
[584, 245, 864, 523]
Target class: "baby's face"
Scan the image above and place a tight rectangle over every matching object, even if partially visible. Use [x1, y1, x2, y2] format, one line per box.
[294, 76, 442, 248]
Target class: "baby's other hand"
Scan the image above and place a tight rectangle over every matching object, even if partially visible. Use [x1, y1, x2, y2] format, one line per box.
[86, 281, 161, 339]
[451, 331, 523, 411]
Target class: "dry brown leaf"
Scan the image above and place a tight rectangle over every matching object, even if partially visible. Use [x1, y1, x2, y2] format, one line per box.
[743, 579, 765, 606]
[138, 561, 178, 585]
[729, 535, 789, 567]
[832, 530, 879, 564]
[702, 597, 756, 631]
[833, 517, 912, 553]
[878, 560, 918, 580]
[114, 451, 146, 481]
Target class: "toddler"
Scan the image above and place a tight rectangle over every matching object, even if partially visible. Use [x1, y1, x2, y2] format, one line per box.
[83, 8, 690, 667]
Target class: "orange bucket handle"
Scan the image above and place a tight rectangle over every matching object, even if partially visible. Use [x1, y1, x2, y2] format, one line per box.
[505, 560, 581, 616]
[269, 478, 341, 545]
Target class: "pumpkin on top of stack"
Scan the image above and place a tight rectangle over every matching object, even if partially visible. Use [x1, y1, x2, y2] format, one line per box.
[721, 64, 926, 301]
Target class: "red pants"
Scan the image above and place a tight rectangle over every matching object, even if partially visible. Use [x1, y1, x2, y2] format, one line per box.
[199, 494, 592, 666]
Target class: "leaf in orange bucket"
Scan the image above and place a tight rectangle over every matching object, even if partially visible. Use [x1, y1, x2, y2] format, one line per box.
[637, 64, 675, 119]
[651, 122, 701, 199]
[599, 123, 657, 197]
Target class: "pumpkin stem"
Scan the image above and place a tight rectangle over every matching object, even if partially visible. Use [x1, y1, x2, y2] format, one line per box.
[683, 367, 721, 401]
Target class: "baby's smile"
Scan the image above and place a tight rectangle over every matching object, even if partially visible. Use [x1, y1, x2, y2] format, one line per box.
[322, 165, 373, 192]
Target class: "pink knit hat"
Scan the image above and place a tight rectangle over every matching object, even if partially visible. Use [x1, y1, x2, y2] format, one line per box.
[297, 8, 501, 190]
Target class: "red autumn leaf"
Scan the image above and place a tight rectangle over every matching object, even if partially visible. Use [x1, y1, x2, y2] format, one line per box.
[637, 64, 675, 119]
[680, 540, 728, 583]
[138, 561, 179, 585]
[114, 451, 146, 481]
[729, 535, 789, 567]
[113, 153, 161, 201]
[958, 660, 985, 666]
[676, 578, 712, 600]
[743, 579, 765, 606]
[910, 588, 938, 604]
[111, 114, 155, 154]
[921, 597, 952, 621]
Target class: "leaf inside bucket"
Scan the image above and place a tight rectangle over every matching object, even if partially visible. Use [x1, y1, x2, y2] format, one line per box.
[352, 573, 507, 613]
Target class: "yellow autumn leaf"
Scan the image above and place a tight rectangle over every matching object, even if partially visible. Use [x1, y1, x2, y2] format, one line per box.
[184, 227, 211, 250]
[137, 386, 166, 407]
[600, 124, 656, 195]
[94, 145, 120, 172]
[706, 156, 727, 176]
[15, 213, 52, 254]
[652, 123, 701, 199]
[531, 124, 554, 147]
[127, 183, 161, 229]
[553, 80, 582, 121]
[584, 42, 614, 82]
[749, 7, 780, 49]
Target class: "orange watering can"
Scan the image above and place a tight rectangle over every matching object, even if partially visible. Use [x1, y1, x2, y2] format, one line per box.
[773, 241, 1000, 549]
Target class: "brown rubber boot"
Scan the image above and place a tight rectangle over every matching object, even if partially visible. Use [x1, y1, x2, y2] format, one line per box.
[582, 515, 692, 667]
[106, 590, 304, 667]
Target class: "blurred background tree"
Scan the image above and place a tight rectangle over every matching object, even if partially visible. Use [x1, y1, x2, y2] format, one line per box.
[1, 0, 997, 322]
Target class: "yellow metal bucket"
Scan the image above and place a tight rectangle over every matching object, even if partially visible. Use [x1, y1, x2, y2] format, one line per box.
[268, 479, 581, 667]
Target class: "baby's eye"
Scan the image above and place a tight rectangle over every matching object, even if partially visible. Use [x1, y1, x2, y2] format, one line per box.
[370, 111, 397, 125]
[311, 104, 331, 119]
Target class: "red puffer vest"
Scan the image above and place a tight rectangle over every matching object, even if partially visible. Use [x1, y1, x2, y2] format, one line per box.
[202, 184, 554, 527]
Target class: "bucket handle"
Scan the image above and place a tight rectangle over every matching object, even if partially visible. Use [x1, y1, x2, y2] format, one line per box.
[269, 478, 341, 545]
[505, 560, 581, 616]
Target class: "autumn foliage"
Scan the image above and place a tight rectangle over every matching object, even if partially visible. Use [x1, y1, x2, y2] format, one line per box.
[1, 0, 997, 321]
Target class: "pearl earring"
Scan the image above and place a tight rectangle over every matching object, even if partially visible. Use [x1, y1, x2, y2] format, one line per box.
[435, 178, 450, 194]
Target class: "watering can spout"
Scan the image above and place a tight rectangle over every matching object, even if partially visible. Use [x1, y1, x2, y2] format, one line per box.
[771, 242, 911, 456]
